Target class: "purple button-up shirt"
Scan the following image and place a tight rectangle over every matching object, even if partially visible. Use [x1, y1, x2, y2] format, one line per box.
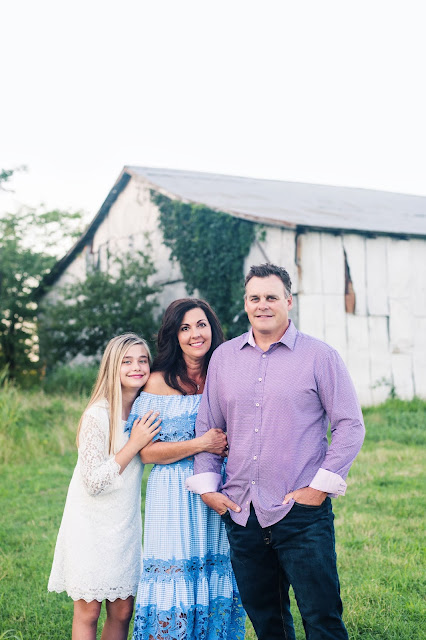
[192, 321, 365, 527]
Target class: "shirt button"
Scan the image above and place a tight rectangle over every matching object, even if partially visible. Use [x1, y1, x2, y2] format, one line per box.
[255, 428, 259, 432]
[255, 402, 260, 407]
[253, 455, 257, 460]
[252, 481, 256, 485]
[262, 354, 266, 358]
[258, 377, 262, 381]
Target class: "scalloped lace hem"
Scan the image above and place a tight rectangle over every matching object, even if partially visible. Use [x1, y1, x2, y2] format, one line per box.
[48, 585, 137, 602]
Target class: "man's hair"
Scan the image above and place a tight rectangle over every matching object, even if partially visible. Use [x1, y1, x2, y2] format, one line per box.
[245, 263, 292, 298]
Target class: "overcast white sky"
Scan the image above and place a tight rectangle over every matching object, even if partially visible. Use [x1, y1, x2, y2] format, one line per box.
[1, 0, 425, 221]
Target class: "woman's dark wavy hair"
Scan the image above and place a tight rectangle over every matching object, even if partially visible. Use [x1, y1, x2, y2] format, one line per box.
[152, 298, 224, 395]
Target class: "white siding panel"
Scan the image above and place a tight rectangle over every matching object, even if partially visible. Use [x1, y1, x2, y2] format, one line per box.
[388, 298, 413, 354]
[279, 230, 298, 293]
[413, 317, 426, 398]
[298, 233, 322, 294]
[323, 294, 347, 361]
[368, 316, 392, 404]
[244, 234, 270, 274]
[366, 237, 389, 316]
[391, 354, 414, 400]
[387, 238, 412, 297]
[298, 294, 325, 341]
[342, 235, 367, 316]
[410, 239, 426, 317]
[321, 234, 344, 295]
[247, 228, 299, 293]
[346, 315, 372, 406]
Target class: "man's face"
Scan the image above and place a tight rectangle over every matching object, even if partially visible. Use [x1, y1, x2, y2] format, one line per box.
[244, 275, 292, 340]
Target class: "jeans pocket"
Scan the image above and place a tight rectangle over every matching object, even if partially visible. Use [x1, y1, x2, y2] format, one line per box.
[293, 500, 324, 510]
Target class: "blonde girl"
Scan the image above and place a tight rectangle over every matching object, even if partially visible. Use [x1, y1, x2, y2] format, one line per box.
[48, 333, 161, 640]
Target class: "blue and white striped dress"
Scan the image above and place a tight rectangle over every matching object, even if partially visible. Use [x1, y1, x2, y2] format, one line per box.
[127, 392, 245, 640]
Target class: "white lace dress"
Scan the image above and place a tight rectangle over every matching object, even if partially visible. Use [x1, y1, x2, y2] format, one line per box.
[48, 401, 144, 602]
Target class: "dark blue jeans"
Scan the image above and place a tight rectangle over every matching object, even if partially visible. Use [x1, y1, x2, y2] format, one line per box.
[222, 498, 348, 640]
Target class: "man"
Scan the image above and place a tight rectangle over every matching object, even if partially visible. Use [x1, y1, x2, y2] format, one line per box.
[186, 263, 365, 640]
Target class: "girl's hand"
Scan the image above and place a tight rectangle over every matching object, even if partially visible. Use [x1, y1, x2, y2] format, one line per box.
[129, 411, 162, 451]
[200, 428, 228, 456]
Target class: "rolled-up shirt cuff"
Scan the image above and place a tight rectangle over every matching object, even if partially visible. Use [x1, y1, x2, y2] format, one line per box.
[309, 468, 347, 496]
[185, 472, 222, 494]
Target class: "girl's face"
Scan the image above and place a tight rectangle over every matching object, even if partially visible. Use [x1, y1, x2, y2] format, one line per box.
[120, 344, 150, 392]
[177, 307, 212, 361]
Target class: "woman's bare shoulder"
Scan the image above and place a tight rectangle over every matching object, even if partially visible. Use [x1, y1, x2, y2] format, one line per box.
[144, 371, 180, 395]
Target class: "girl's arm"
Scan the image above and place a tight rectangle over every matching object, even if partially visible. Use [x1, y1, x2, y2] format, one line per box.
[115, 411, 161, 472]
[140, 428, 227, 464]
[79, 410, 161, 496]
[79, 412, 123, 496]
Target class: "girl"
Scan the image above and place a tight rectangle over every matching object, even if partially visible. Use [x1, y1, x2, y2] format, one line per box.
[48, 333, 161, 640]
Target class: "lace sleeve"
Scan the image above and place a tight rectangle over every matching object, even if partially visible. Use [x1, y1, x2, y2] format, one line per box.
[78, 413, 124, 496]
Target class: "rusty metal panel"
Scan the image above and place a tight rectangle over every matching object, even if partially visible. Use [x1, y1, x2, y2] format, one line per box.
[343, 235, 367, 316]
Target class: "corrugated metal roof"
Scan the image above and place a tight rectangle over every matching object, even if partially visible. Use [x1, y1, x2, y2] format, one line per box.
[127, 166, 426, 237]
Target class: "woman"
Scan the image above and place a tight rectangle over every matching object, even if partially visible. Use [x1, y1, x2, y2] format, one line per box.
[127, 299, 246, 640]
[48, 333, 161, 640]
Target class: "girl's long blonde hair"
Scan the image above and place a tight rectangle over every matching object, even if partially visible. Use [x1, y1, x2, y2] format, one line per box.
[76, 333, 152, 455]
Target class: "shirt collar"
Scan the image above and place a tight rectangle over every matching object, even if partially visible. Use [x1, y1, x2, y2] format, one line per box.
[240, 320, 297, 351]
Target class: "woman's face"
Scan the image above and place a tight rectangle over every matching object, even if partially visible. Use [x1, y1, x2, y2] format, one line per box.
[177, 307, 212, 361]
[120, 344, 150, 391]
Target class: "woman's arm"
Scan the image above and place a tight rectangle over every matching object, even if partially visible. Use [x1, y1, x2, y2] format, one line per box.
[140, 428, 227, 464]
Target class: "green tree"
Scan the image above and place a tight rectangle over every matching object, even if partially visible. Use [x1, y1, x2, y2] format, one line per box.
[38, 251, 159, 370]
[0, 169, 83, 380]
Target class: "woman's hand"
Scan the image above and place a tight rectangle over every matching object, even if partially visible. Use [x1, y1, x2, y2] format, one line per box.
[129, 411, 162, 451]
[199, 428, 228, 456]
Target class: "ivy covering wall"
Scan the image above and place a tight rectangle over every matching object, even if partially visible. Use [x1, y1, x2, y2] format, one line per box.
[152, 191, 256, 337]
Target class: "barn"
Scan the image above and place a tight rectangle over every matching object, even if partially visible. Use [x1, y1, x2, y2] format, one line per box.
[46, 166, 426, 406]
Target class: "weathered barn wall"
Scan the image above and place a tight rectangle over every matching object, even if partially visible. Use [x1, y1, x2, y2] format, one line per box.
[251, 227, 426, 406]
[46, 177, 189, 311]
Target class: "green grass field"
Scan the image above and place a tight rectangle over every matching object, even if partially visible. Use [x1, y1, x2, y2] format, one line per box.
[0, 386, 425, 639]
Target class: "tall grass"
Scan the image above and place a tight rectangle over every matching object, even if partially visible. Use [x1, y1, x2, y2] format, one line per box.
[0, 390, 425, 639]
